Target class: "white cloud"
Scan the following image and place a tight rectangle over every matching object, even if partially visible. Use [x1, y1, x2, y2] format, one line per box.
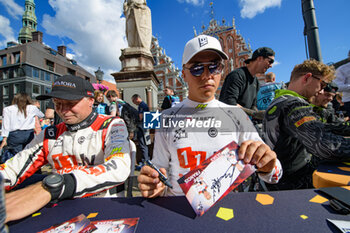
[239, 0, 282, 19]
[42, 0, 127, 82]
[0, 0, 23, 19]
[0, 15, 16, 48]
[177, 0, 205, 6]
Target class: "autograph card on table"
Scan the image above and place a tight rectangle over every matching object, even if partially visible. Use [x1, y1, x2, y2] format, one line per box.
[91, 217, 139, 233]
[38, 214, 96, 233]
[177, 141, 256, 216]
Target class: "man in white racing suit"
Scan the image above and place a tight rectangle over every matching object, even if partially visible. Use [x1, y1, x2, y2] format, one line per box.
[2, 75, 130, 222]
[137, 35, 282, 198]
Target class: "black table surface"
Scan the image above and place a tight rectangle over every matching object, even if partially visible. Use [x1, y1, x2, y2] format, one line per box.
[9, 189, 350, 233]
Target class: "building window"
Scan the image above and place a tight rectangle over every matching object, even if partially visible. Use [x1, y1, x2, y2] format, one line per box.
[86, 77, 90, 82]
[46, 60, 54, 71]
[14, 53, 20, 63]
[45, 72, 51, 82]
[3, 85, 9, 96]
[14, 84, 21, 94]
[67, 68, 76, 76]
[53, 75, 59, 81]
[44, 87, 51, 94]
[1, 70, 8, 80]
[1, 55, 7, 66]
[32, 84, 40, 94]
[33, 68, 39, 78]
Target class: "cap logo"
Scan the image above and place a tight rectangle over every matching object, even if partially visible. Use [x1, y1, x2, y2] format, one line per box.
[198, 37, 208, 47]
[53, 81, 77, 88]
[87, 91, 93, 96]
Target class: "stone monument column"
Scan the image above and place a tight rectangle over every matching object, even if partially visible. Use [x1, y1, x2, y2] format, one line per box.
[112, 0, 159, 109]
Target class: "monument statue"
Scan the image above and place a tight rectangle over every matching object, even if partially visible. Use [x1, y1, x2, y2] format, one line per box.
[123, 0, 152, 50]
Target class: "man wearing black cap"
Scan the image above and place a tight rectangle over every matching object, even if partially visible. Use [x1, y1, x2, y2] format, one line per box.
[312, 82, 341, 123]
[219, 47, 275, 120]
[1, 75, 131, 222]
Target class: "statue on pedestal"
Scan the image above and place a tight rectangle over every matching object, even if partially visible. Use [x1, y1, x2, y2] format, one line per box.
[123, 0, 152, 50]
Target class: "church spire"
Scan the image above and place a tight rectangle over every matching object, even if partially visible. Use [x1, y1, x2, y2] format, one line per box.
[18, 0, 37, 44]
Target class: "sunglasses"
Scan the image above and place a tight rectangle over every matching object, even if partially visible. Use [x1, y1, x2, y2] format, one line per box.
[265, 57, 274, 65]
[184, 61, 224, 77]
[311, 75, 328, 89]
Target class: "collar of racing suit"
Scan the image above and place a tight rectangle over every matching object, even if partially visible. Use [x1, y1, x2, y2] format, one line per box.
[275, 89, 307, 100]
[66, 111, 98, 132]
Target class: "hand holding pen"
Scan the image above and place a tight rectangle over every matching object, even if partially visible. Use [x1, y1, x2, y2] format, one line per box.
[145, 160, 173, 189]
[137, 160, 172, 198]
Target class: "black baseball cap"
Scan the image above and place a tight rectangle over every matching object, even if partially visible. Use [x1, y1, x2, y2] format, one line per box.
[37, 75, 95, 100]
[245, 47, 275, 64]
[323, 82, 338, 93]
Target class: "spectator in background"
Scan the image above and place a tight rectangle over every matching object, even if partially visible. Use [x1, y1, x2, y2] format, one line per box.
[0, 93, 44, 160]
[131, 94, 150, 168]
[263, 59, 350, 190]
[219, 47, 275, 120]
[311, 82, 342, 123]
[334, 50, 350, 117]
[105, 90, 118, 117]
[93, 90, 109, 115]
[117, 98, 139, 140]
[257, 72, 285, 110]
[32, 100, 43, 135]
[45, 99, 62, 125]
[161, 86, 180, 110]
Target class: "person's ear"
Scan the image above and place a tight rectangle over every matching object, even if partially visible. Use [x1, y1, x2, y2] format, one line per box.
[182, 69, 188, 83]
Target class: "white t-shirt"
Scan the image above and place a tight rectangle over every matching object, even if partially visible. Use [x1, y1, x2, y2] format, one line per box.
[1, 105, 44, 137]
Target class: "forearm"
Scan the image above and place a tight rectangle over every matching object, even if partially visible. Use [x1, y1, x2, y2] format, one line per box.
[5, 182, 51, 223]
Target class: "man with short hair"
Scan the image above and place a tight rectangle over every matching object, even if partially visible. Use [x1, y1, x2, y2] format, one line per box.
[219, 47, 275, 120]
[1, 75, 131, 222]
[131, 94, 150, 166]
[263, 60, 350, 190]
[257, 72, 285, 111]
[161, 86, 180, 110]
[138, 35, 282, 198]
[265, 72, 276, 83]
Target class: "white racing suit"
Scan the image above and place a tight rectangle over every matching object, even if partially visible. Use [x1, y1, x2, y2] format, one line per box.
[0, 112, 131, 199]
[152, 98, 282, 196]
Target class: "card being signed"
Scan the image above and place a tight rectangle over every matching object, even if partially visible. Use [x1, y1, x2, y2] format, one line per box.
[177, 141, 256, 216]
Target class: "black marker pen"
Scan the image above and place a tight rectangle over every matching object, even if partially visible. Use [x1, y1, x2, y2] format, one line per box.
[145, 160, 173, 189]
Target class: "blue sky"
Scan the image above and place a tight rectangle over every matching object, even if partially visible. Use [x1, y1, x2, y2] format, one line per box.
[0, 0, 349, 84]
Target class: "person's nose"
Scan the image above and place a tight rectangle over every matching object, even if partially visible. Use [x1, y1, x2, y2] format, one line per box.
[202, 66, 213, 80]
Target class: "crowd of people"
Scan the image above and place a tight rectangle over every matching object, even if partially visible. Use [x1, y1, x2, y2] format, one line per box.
[0, 35, 349, 225]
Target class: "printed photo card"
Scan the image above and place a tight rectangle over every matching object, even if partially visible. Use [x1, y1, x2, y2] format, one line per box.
[178, 141, 256, 216]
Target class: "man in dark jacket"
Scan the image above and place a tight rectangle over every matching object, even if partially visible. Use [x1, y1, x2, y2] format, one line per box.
[219, 47, 275, 120]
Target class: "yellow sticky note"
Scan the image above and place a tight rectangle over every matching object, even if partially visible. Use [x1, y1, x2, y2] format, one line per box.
[32, 212, 41, 217]
[86, 212, 98, 218]
[309, 195, 328, 204]
[216, 207, 234, 221]
[300, 215, 308, 220]
[256, 194, 274, 205]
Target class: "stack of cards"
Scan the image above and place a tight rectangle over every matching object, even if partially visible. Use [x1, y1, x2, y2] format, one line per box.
[38, 214, 139, 233]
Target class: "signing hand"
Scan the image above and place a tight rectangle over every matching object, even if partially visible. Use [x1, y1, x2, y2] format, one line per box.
[137, 165, 166, 198]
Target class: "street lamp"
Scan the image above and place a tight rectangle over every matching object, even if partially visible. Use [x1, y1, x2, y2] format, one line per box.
[95, 67, 104, 84]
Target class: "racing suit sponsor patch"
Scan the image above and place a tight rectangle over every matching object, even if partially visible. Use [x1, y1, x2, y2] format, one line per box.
[106, 153, 124, 161]
[294, 116, 316, 127]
